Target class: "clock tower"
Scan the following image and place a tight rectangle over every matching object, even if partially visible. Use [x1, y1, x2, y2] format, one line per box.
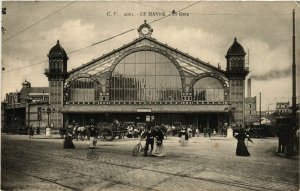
[225, 38, 249, 126]
[45, 40, 68, 128]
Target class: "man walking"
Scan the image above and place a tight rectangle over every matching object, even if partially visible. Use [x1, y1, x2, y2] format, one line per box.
[88, 124, 97, 149]
[142, 125, 155, 156]
[29, 125, 34, 138]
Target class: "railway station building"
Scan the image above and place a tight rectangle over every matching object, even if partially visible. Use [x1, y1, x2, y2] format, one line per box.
[45, 21, 249, 131]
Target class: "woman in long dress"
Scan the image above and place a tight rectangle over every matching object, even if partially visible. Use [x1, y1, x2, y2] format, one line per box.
[235, 129, 252, 156]
[64, 130, 75, 149]
[179, 127, 189, 146]
[153, 127, 165, 156]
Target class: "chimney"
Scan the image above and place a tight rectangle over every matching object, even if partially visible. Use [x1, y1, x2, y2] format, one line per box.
[247, 78, 251, 97]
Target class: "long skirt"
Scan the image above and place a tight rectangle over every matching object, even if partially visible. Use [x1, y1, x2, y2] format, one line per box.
[236, 140, 250, 156]
[180, 136, 188, 146]
[64, 136, 75, 149]
[89, 136, 96, 148]
[153, 140, 164, 155]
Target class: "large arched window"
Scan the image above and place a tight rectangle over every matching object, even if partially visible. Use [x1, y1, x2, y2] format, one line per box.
[193, 77, 224, 101]
[110, 51, 182, 101]
[67, 78, 100, 102]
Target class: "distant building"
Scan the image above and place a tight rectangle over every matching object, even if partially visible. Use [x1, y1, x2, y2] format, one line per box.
[2, 80, 49, 132]
[245, 97, 257, 116]
[275, 102, 292, 115]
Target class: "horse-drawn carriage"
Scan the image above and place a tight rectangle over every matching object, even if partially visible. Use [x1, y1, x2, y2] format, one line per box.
[60, 121, 128, 141]
[98, 121, 129, 141]
[59, 125, 88, 141]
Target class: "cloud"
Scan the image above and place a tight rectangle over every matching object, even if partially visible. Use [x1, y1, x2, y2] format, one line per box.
[1, 19, 98, 99]
[242, 38, 292, 80]
[42, 19, 96, 51]
[156, 26, 227, 68]
[1, 57, 48, 99]
[252, 77, 292, 110]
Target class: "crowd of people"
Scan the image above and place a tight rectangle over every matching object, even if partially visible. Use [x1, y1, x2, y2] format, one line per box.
[19, 119, 299, 158]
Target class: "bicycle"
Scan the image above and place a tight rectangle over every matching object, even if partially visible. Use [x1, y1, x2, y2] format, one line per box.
[132, 140, 145, 156]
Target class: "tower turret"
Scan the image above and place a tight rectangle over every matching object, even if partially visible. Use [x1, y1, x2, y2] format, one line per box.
[225, 38, 249, 125]
[45, 40, 68, 128]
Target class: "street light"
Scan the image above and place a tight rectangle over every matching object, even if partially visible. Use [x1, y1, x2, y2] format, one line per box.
[42, 104, 55, 136]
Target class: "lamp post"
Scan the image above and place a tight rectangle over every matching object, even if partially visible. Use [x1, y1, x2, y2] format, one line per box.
[42, 105, 55, 136]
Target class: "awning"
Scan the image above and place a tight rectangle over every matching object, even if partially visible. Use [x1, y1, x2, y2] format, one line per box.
[61, 104, 231, 113]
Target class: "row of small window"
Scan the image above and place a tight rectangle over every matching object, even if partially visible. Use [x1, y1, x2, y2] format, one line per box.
[66, 89, 225, 102]
[31, 97, 48, 101]
[182, 96, 192, 101]
[277, 104, 288, 108]
[229, 59, 244, 68]
[278, 110, 290, 113]
[50, 61, 63, 70]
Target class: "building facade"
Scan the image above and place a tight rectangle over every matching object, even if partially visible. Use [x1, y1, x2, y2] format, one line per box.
[2, 80, 49, 132]
[276, 102, 292, 115]
[43, 22, 249, 131]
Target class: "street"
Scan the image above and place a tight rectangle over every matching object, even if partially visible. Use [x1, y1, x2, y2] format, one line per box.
[1, 134, 299, 191]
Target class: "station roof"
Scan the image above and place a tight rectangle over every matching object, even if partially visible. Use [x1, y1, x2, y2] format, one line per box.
[68, 36, 226, 76]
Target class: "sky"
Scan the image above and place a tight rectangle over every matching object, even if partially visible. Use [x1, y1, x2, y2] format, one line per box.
[1, 1, 300, 111]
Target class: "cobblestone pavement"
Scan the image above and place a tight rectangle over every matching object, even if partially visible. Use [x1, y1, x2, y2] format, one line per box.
[1, 134, 299, 191]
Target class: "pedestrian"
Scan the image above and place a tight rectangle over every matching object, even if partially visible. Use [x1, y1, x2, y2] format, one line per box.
[277, 125, 287, 153]
[153, 126, 165, 156]
[179, 126, 189, 146]
[196, 128, 199, 137]
[29, 125, 34, 138]
[235, 129, 253, 156]
[88, 124, 97, 149]
[63, 129, 75, 149]
[203, 127, 207, 137]
[36, 126, 40, 135]
[142, 125, 155, 156]
[213, 129, 216, 136]
[187, 126, 192, 138]
[286, 125, 296, 156]
[207, 127, 211, 137]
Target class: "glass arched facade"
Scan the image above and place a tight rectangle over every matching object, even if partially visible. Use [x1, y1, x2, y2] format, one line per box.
[110, 51, 182, 101]
[193, 77, 224, 101]
[67, 78, 100, 102]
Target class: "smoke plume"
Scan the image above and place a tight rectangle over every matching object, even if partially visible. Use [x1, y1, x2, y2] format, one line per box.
[250, 67, 291, 81]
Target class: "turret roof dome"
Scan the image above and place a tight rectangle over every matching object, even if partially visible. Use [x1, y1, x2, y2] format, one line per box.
[226, 37, 246, 57]
[48, 40, 68, 59]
